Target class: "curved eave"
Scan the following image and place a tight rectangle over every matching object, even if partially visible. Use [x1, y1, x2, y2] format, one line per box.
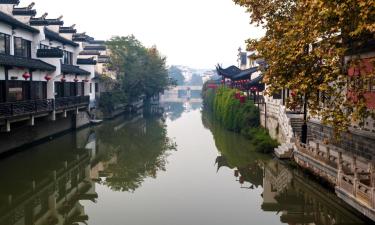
[44, 28, 79, 47]
[0, 11, 39, 33]
[0, 54, 56, 71]
[61, 64, 91, 75]
[231, 67, 259, 81]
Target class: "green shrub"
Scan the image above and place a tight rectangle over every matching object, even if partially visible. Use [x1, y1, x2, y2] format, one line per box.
[203, 86, 278, 153]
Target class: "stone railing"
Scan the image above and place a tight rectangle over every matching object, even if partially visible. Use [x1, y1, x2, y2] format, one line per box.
[264, 97, 296, 142]
[338, 173, 375, 208]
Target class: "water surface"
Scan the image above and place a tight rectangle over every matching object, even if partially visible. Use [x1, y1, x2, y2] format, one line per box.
[0, 102, 370, 225]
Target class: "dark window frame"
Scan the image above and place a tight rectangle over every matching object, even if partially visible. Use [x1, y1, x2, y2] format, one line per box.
[14, 37, 31, 58]
[0, 33, 11, 55]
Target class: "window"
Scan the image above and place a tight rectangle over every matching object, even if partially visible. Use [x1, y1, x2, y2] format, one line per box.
[95, 83, 99, 93]
[77, 82, 84, 96]
[14, 37, 31, 58]
[31, 82, 47, 100]
[55, 82, 63, 98]
[39, 44, 50, 49]
[63, 51, 73, 64]
[7, 81, 30, 101]
[0, 33, 10, 55]
[0, 81, 5, 102]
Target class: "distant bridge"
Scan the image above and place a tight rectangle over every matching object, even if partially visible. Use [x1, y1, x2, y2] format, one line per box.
[160, 85, 203, 102]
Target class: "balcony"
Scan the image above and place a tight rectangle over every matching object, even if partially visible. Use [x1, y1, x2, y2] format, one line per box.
[0, 96, 90, 119]
[0, 99, 54, 119]
[37, 48, 64, 58]
[55, 96, 90, 111]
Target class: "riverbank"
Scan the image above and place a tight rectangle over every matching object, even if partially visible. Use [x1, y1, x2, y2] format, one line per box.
[202, 86, 278, 153]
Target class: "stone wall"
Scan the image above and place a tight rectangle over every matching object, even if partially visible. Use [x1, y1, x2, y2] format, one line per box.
[260, 103, 288, 143]
[0, 111, 91, 155]
[308, 120, 375, 160]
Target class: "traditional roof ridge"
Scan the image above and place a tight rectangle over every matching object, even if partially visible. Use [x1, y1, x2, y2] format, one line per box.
[84, 45, 106, 51]
[79, 50, 101, 56]
[216, 65, 241, 78]
[44, 27, 79, 47]
[59, 25, 77, 34]
[89, 40, 105, 45]
[232, 67, 259, 81]
[77, 57, 97, 65]
[12, 8, 37, 16]
[0, 10, 39, 33]
[30, 14, 64, 26]
[13, 3, 36, 16]
[0, 0, 20, 4]
[73, 32, 94, 42]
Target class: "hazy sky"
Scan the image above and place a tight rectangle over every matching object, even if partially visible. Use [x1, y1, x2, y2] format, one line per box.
[21, 0, 264, 69]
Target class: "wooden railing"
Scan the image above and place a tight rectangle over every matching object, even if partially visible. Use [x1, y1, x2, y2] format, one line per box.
[55, 96, 90, 110]
[0, 99, 54, 119]
[0, 96, 89, 119]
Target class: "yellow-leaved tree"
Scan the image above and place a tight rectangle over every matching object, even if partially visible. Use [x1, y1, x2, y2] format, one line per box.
[234, 0, 375, 135]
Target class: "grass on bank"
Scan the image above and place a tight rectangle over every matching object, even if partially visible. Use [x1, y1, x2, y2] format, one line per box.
[203, 86, 278, 153]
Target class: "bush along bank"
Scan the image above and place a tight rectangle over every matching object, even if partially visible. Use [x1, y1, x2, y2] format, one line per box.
[203, 86, 278, 153]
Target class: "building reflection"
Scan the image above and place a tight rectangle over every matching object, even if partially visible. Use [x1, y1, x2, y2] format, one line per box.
[205, 111, 369, 225]
[0, 130, 97, 225]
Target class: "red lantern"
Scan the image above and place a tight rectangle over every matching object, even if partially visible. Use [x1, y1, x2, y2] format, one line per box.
[22, 72, 31, 80]
[44, 74, 52, 81]
[83, 79, 89, 82]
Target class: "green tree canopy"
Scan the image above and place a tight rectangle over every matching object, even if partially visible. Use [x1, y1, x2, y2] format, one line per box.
[168, 66, 185, 86]
[234, 0, 375, 134]
[106, 35, 171, 101]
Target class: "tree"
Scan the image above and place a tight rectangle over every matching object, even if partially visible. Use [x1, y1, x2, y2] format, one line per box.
[106, 36, 171, 101]
[189, 73, 203, 86]
[234, 0, 375, 134]
[169, 66, 185, 86]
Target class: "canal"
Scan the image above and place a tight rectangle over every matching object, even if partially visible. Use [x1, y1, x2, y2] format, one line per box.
[0, 102, 371, 225]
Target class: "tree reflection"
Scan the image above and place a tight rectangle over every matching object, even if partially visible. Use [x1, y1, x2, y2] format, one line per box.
[202, 110, 370, 225]
[162, 102, 185, 121]
[95, 116, 176, 192]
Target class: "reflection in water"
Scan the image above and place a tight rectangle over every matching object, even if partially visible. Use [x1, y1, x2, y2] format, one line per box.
[92, 114, 176, 192]
[0, 130, 97, 225]
[0, 108, 174, 225]
[161, 101, 201, 121]
[0, 105, 371, 225]
[203, 111, 369, 225]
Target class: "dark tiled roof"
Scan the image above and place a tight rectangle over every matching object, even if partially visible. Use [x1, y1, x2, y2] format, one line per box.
[84, 45, 106, 51]
[245, 75, 265, 91]
[89, 40, 105, 45]
[98, 55, 110, 63]
[44, 28, 79, 47]
[61, 64, 91, 75]
[0, 11, 39, 33]
[37, 48, 64, 58]
[79, 50, 101, 56]
[59, 26, 77, 34]
[12, 8, 36, 16]
[231, 67, 259, 81]
[72, 33, 94, 42]
[0, 0, 19, 4]
[216, 65, 242, 78]
[0, 54, 55, 71]
[77, 58, 97, 65]
[30, 18, 64, 26]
